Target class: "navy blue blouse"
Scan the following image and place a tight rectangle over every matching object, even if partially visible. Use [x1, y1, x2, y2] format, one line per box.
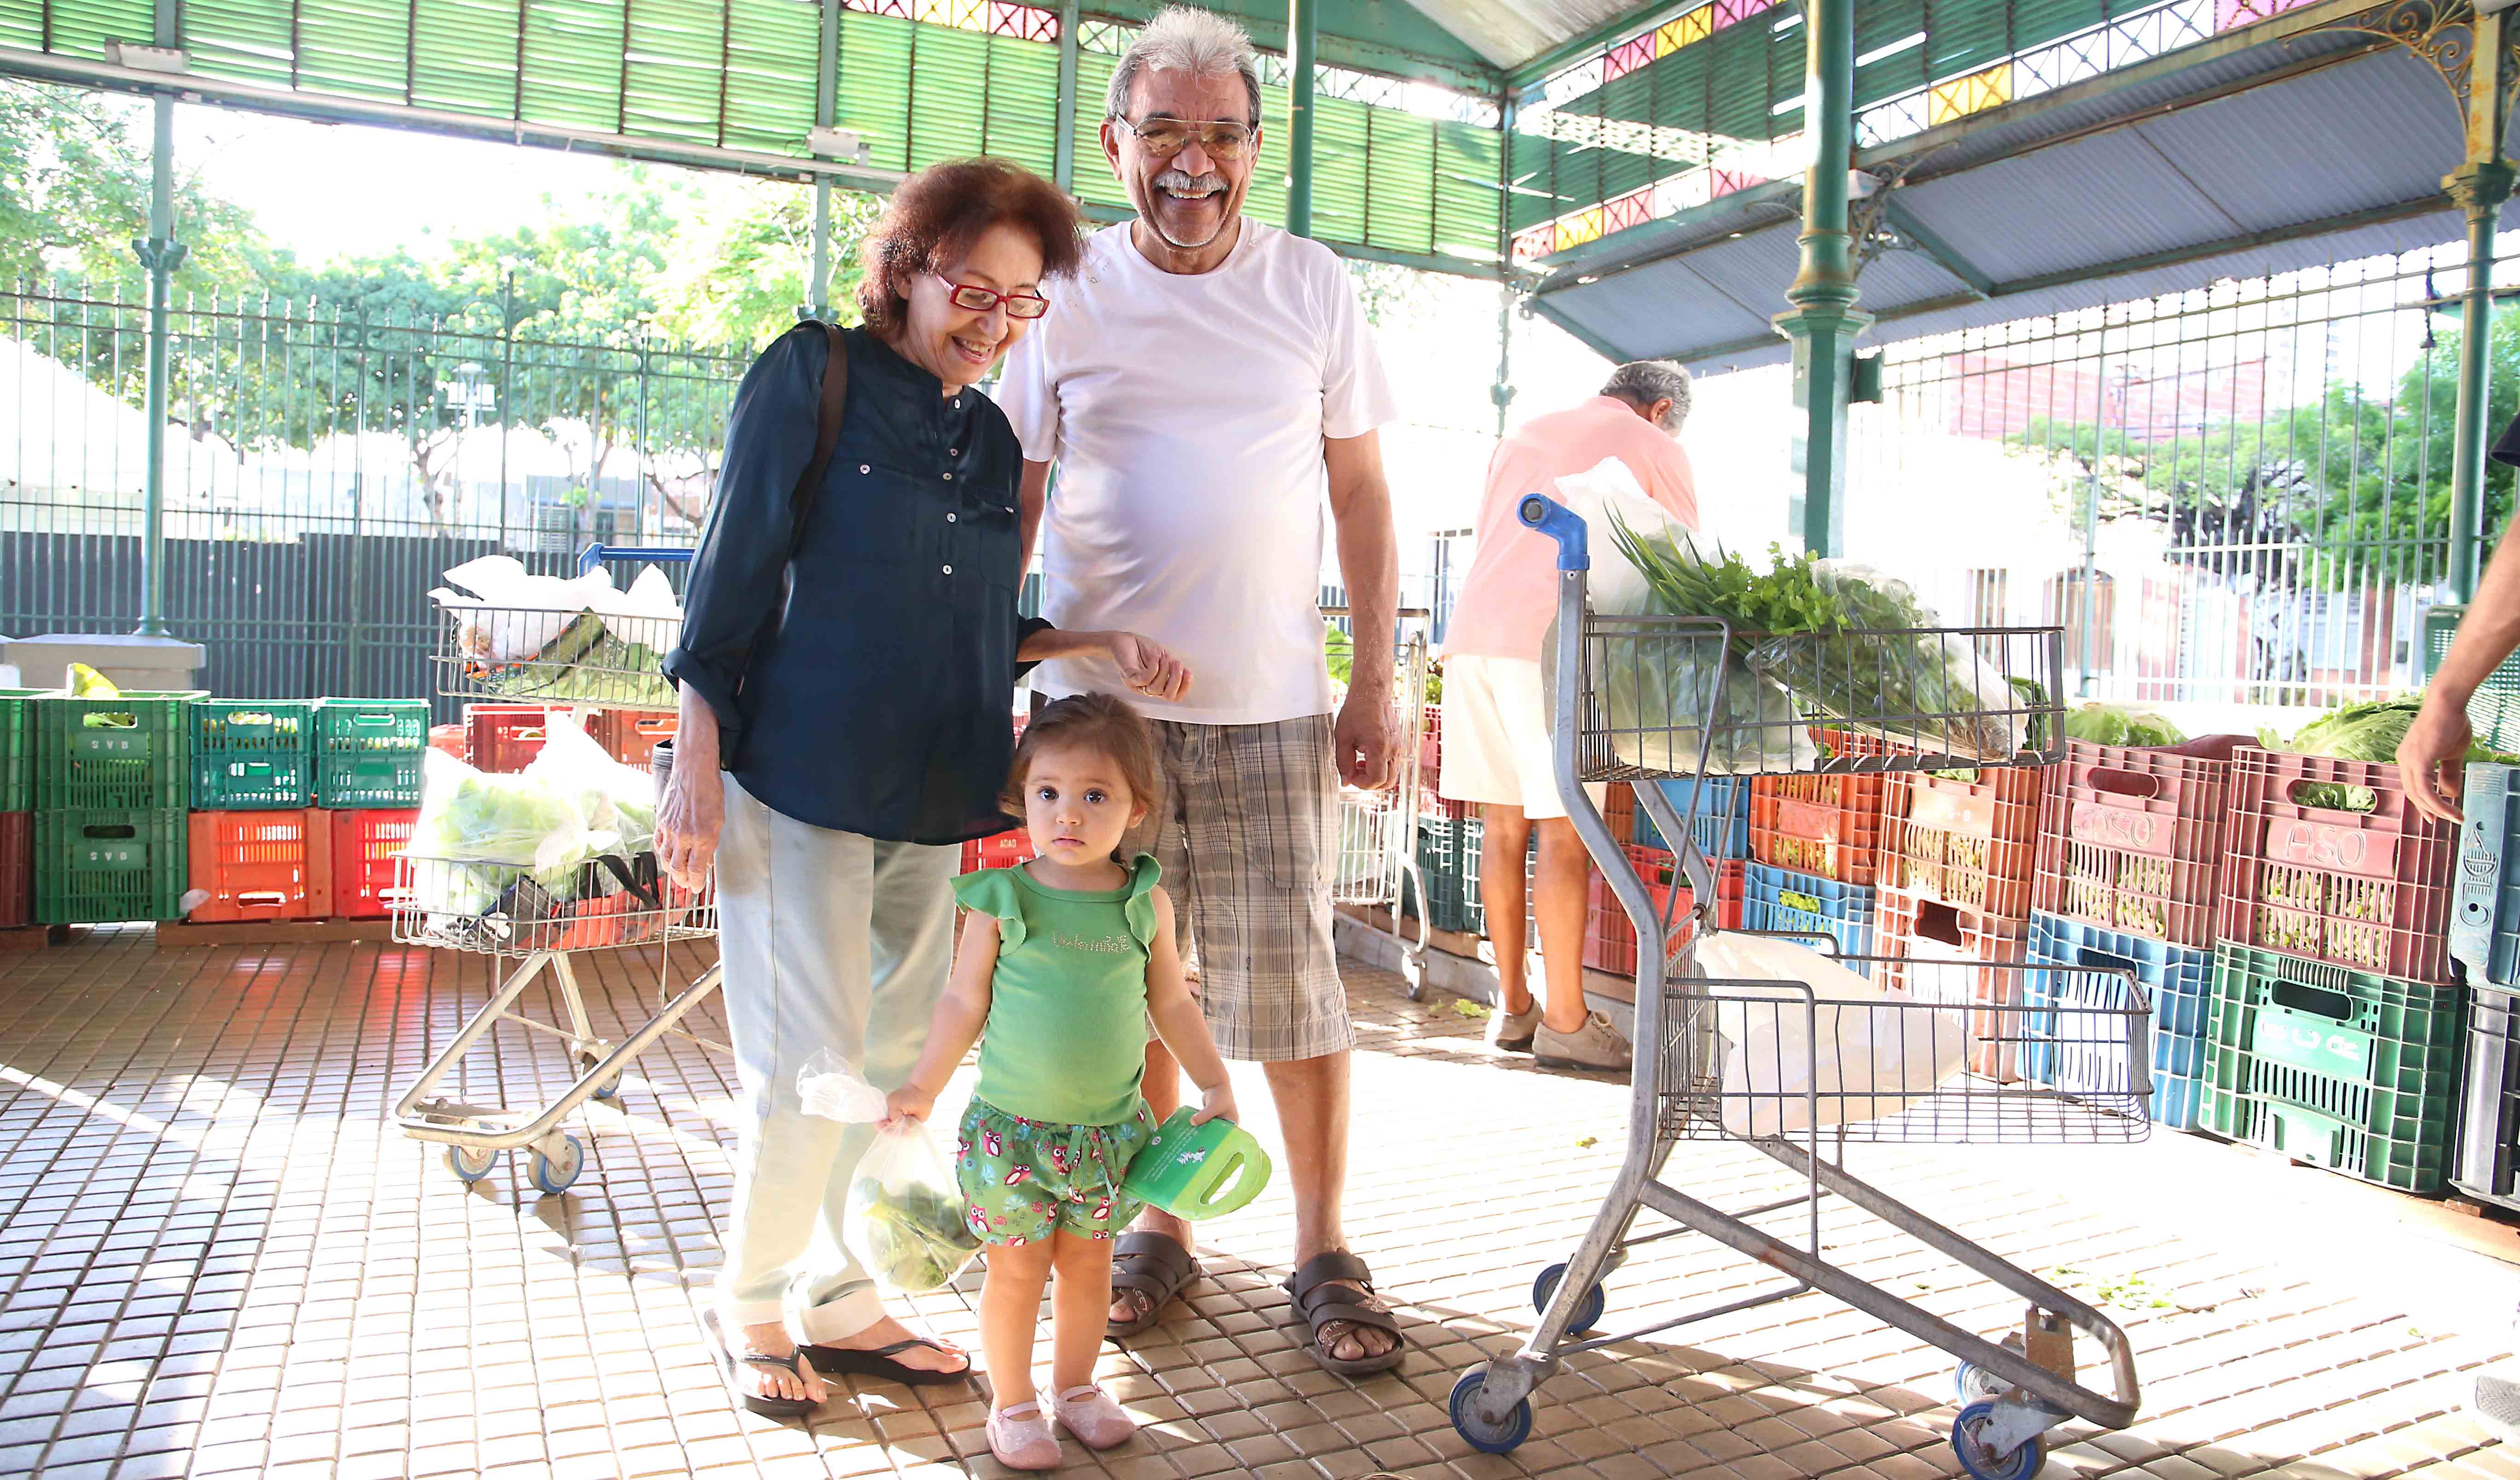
[664, 324, 1046, 845]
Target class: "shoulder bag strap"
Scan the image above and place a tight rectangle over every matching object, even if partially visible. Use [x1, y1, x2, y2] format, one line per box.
[787, 320, 851, 561]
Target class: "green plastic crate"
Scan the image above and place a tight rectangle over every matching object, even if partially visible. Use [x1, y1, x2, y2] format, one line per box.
[191, 699, 315, 810]
[314, 698, 428, 753]
[0, 688, 58, 813]
[316, 753, 424, 808]
[2426, 603, 2520, 754]
[36, 691, 206, 811]
[2204, 940, 2465, 1194]
[35, 809, 187, 924]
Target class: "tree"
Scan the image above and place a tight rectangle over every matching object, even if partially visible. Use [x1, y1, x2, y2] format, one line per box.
[0, 82, 262, 291]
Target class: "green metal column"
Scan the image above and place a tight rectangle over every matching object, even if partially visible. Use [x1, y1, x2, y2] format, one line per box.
[1771, 0, 1871, 558]
[1054, 0, 1081, 191]
[808, 0, 840, 318]
[132, 71, 186, 636]
[1286, 0, 1318, 237]
[2446, 7, 2516, 603]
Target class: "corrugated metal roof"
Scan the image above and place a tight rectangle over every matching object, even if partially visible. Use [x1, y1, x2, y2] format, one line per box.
[1530, 44, 2477, 371]
[1401, 0, 1668, 72]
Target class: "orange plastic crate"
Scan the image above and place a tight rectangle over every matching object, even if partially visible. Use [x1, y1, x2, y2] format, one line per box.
[2218, 748, 2461, 984]
[1884, 763, 2049, 920]
[592, 710, 677, 767]
[330, 808, 419, 919]
[186, 810, 329, 922]
[2032, 736, 2245, 949]
[1582, 846, 1742, 976]
[466, 704, 559, 774]
[1873, 889, 2029, 1083]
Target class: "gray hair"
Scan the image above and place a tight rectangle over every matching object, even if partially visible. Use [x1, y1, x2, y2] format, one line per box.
[1106, 6, 1265, 128]
[1603, 360, 1693, 433]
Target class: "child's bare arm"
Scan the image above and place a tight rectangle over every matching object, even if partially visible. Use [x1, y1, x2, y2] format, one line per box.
[1144, 886, 1238, 1124]
[885, 912, 998, 1126]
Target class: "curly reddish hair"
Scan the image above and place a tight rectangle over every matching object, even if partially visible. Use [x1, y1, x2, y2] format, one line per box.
[856, 158, 1085, 336]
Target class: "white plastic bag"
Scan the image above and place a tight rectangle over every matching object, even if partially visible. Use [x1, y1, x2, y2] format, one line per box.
[800, 1054, 983, 1292]
[522, 713, 659, 857]
[1547, 456, 1687, 618]
[429, 555, 618, 662]
[1693, 933, 1967, 1137]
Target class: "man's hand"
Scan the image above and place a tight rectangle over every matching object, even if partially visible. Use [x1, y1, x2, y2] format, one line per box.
[1104, 632, 1193, 704]
[655, 762, 726, 889]
[2398, 695, 2475, 825]
[1333, 681, 1398, 791]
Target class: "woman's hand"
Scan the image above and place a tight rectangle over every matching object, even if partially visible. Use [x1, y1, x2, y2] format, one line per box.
[1104, 632, 1192, 703]
[655, 760, 726, 890]
[1189, 1081, 1238, 1127]
[881, 1084, 936, 1131]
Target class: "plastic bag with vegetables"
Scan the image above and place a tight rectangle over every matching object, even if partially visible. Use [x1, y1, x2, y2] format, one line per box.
[522, 713, 660, 857]
[799, 1054, 984, 1291]
[408, 747, 612, 926]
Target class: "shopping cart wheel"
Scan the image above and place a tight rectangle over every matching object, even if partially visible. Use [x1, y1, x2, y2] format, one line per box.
[528, 1135, 585, 1196]
[576, 1049, 623, 1101]
[1950, 1401, 2044, 1480]
[1449, 1365, 1533, 1455]
[1955, 1334, 2025, 1403]
[1531, 1263, 1606, 1333]
[444, 1145, 500, 1183]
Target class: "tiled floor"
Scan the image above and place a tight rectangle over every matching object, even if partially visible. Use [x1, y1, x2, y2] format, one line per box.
[2, 929, 2518, 1480]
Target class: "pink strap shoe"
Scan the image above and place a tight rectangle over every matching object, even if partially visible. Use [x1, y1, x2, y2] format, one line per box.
[988, 1400, 1062, 1471]
[1052, 1383, 1138, 1450]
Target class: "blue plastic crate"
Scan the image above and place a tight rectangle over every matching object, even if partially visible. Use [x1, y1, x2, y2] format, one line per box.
[1641, 777, 1749, 861]
[2024, 911, 2214, 1131]
[1740, 862, 1875, 959]
[2454, 761, 2520, 992]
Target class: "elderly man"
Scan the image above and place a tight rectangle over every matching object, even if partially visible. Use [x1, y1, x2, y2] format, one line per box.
[1440, 361, 1700, 1073]
[996, 5, 1408, 1376]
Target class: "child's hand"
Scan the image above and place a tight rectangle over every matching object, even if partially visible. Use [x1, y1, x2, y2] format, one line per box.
[1189, 1083, 1238, 1126]
[881, 1084, 935, 1131]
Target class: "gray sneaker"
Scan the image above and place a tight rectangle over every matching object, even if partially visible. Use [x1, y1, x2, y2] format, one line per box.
[1487, 1002, 1543, 1054]
[1534, 1012, 1633, 1073]
[2476, 1364, 2520, 1444]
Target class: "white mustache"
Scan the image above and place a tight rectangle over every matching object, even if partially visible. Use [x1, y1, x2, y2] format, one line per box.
[1154, 168, 1225, 198]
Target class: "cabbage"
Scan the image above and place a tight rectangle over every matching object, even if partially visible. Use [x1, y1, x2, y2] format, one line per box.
[2254, 693, 2514, 811]
[2064, 703, 2184, 749]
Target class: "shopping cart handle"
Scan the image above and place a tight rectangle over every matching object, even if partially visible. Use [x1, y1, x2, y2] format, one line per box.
[579, 543, 698, 575]
[1517, 494, 1590, 572]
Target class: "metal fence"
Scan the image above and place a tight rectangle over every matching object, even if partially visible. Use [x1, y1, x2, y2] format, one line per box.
[1, 280, 752, 714]
[1844, 231, 2504, 719]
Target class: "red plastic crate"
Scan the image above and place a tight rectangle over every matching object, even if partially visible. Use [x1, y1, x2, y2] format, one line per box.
[2218, 747, 2461, 984]
[1748, 732, 1894, 885]
[960, 829, 1037, 873]
[1874, 889, 2028, 1083]
[186, 809, 328, 923]
[466, 704, 559, 774]
[330, 808, 418, 919]
[592, 710, 677, 767]
[1419, 701, 1443, 791]
[428, 724, 468, 762]
[1582, 846, 1743, 976]
[1602, 782, 1636, 843]
[0, 812, 27, 929]
[1884, 763, 2048, 920]
[2032, 736, 2246, 949]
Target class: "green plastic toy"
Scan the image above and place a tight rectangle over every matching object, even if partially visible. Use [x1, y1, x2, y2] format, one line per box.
[1120, 1109, 1272, 1219]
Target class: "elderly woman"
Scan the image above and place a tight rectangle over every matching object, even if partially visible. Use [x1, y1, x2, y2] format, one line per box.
[657, 157, 1190, 1417]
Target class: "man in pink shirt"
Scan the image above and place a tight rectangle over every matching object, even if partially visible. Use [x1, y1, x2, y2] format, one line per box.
[1440, 361, 1698, 1071]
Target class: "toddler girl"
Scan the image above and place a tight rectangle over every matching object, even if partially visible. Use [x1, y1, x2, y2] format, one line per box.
[884, 692, 1237, 1471]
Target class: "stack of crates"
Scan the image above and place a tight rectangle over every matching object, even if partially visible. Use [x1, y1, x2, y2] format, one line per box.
[2022, 737, 2243, 1131]
[187, 700, 324, 923]
[1748, 730, 1891, 1006]
[1877, 758, 2050, 1083]
[2205, 749, 2464, 1192]
[0, 688, 47, 929]
[2449, 762, 2520, 1211]
[35, 689, 202, 925]
[314, 700, 425, 922]
[1584, 842, 1740, 975]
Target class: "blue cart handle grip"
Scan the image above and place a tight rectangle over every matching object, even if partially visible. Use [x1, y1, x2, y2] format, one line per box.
[579, 542, 698, 575]
[1517, 493, 1590, 572]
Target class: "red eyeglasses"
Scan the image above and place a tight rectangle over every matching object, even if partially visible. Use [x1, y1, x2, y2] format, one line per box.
[933, 273, 1050, 320]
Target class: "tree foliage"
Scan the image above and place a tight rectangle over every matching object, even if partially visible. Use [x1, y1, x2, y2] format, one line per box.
[2010, 307, 2518, 588]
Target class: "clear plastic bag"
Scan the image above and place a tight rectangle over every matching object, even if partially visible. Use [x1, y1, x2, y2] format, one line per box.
[798, 1054, 984, 1292]
[523, 713, 660, 857]
[1693, 933, 1967, 1137]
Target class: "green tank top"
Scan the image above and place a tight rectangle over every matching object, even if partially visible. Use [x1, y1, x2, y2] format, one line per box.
[950, 855, 1161, 1128]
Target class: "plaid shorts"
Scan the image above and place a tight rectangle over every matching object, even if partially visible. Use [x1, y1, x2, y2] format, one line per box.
[1126, 713, 1353, 1062]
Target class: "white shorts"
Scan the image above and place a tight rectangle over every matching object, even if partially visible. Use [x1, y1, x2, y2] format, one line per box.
[1437, 655, 1604, 822]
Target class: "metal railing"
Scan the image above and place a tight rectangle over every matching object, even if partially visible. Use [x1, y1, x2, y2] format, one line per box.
[2, 280, 749, 712]
[1841, 232, 2504, 714]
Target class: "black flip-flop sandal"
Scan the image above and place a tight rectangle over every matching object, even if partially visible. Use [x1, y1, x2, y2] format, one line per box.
[799, 1335, 972, 1387]
[1284, 1251, 1408, 1379]
[704, 1309, 819, 1419]
[1107, 1230, 1201, 1340]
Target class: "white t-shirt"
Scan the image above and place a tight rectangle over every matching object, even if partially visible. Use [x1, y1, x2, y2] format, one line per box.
[996, 221, 1399, 725]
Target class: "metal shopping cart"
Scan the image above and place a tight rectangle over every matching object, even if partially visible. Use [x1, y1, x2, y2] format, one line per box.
[1445, 498, 2152, 1480]
[1326, 606, 1432, 1000]
[398, 542, 728, 1194]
